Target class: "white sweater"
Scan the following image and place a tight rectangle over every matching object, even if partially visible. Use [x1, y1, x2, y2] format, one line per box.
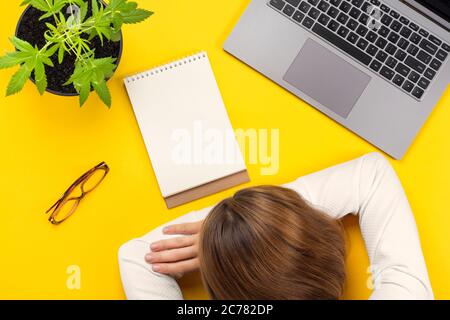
[118, 153, 433, 300]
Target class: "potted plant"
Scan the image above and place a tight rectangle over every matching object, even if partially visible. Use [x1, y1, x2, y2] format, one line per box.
[0, 0, 152, 107]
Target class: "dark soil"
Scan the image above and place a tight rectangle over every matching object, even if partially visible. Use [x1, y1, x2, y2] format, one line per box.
[16, 2, 122, 95]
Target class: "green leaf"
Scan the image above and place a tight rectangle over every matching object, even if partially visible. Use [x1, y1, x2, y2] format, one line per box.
[34, 60, 47, 95]
[10, 37, 35, 53]
[58, 43, 65, 64]
[6, 65, 32, 96]
[92, 0, 98, 16]
[0, 52, 25, 69]
[78, 80, 90, 107]
[92, 79, 111, 107]
[121, 9, 153, 24]
[45, 44, 59, 57]
[27, 0, 52, 13]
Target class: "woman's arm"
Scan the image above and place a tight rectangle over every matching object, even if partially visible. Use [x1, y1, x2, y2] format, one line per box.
[284, 152, 433, 299]
[118, 207, 210, 300]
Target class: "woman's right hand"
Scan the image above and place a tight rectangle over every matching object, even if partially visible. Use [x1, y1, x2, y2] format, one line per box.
[145, 220, 203, 277]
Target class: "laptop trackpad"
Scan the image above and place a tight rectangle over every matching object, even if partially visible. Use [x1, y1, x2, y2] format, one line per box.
[283, 39, 371, 119]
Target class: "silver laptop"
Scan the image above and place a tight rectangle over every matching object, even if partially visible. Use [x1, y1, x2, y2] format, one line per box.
[224, 0, 450, 159]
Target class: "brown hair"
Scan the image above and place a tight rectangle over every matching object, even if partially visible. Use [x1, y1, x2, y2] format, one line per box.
[199, 186, 346, 300]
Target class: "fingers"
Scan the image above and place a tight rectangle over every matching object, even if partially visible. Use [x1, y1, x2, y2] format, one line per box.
[146, 245, 197, 264]
[163, 220, 203, 235]
[150, 235, 196, 252]
[151, 258, 199, 275]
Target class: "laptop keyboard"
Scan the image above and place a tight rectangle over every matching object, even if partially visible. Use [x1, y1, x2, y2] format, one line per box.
[268, 0, 450, 101]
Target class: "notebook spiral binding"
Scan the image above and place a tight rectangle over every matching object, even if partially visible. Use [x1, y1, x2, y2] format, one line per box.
[125, 52, 208, 83]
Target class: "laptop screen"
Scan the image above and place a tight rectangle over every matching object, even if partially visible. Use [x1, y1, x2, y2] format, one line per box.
[413, 0, 450, 23]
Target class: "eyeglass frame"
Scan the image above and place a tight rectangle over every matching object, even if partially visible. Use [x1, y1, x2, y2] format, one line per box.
[46, 162, 110, 225]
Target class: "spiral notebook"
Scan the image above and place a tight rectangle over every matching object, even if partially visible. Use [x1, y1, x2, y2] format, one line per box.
[124, 52, 249, 208]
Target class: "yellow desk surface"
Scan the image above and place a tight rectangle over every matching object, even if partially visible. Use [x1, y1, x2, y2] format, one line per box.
[0, 0, 449, 300]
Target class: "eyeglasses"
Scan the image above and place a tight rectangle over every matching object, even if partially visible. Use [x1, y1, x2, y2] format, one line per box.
[46, 162, 110, 225]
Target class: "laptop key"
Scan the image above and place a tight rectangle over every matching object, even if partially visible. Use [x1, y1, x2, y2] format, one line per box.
[376, 51, 388, 62]
[442, 43, 450, 52]
[375, 37, 387, 49]
[351, 0, 364, 8]
[337, 12, 348, 24]
[417, 50, 432, 65]
[418, 77, 430, 90]
[312, 23, 372, 65]
[366, 44, 378, 56]
[399, 16, 409, 25]
[327, 6, 339, 18]
[327, 19, 340, 31]
[370, 60, 382, 72]
[388, 32, 399, 44]
[407, 44, 419, 56]
[394, 49, 406, 61]
[380, 4, 389, 13]
[308, 7, 320, 19]
[283, 4, 296, 16]
[392, 74, 405, 87]
[270, 0, 286, 10]
[424, 68, 436, 80]
[347, 32, 359, 44]
[410, 33, 421, 45]
[349, 7, 361, 19]
[299, 1, 311, 13]
[436, 49, 448, 62]
[400, 27, 412, 38]
[389, 10, 399, 19]
[359, 13, 369, 25]
[419, 29, 429, 37]
[412, 86, 424, 99]
[395, 63, 410, 77]
[380, 66, 395, 80]
[408, 71, 420, 83]
[402, 80, 414, 92]
[339, 1, 351, 13]
[293, 10, 305, 23]
[318, 1, 330, 12]
[385, 43, 396, 55]
[318, 13, 330, 25]
[378, 26, 390, 38]
[409, 22, 419, 31]
[337, 26, 350, 38]
[357, 38, 369, 50]
[428, 35, 442, 46]
[430, 58, 442, 71]
[366, 31, 378, 43]
[398, 38, 409, 50]
[386, 56, 397, 68]
[419, 38, 438, 55]
[356, 25, 368, 37]
[391, 21, 402, 32]
[346, 18, 358, 30]
[308, 0, 319, 5]
[286, 0, 301, 7]
[330, 0, 342, 6]
[302, 16, 315, 28]
[381, 14, 393, 26]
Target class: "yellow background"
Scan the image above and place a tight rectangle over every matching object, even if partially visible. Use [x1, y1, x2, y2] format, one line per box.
[0, 0, 449, 300]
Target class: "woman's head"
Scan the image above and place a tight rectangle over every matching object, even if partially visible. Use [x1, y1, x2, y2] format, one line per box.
[199, 186, 346, 300]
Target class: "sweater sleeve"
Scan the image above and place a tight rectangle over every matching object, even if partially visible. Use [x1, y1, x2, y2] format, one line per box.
[118, 207, 210, 300]
[284, 152, 433, 300]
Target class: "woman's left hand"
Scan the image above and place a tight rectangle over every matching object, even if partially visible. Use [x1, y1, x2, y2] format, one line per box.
[145, 220, 203, 277]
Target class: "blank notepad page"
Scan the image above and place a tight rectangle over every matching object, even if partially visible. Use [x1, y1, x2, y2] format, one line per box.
[124, 52, 247, 199]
